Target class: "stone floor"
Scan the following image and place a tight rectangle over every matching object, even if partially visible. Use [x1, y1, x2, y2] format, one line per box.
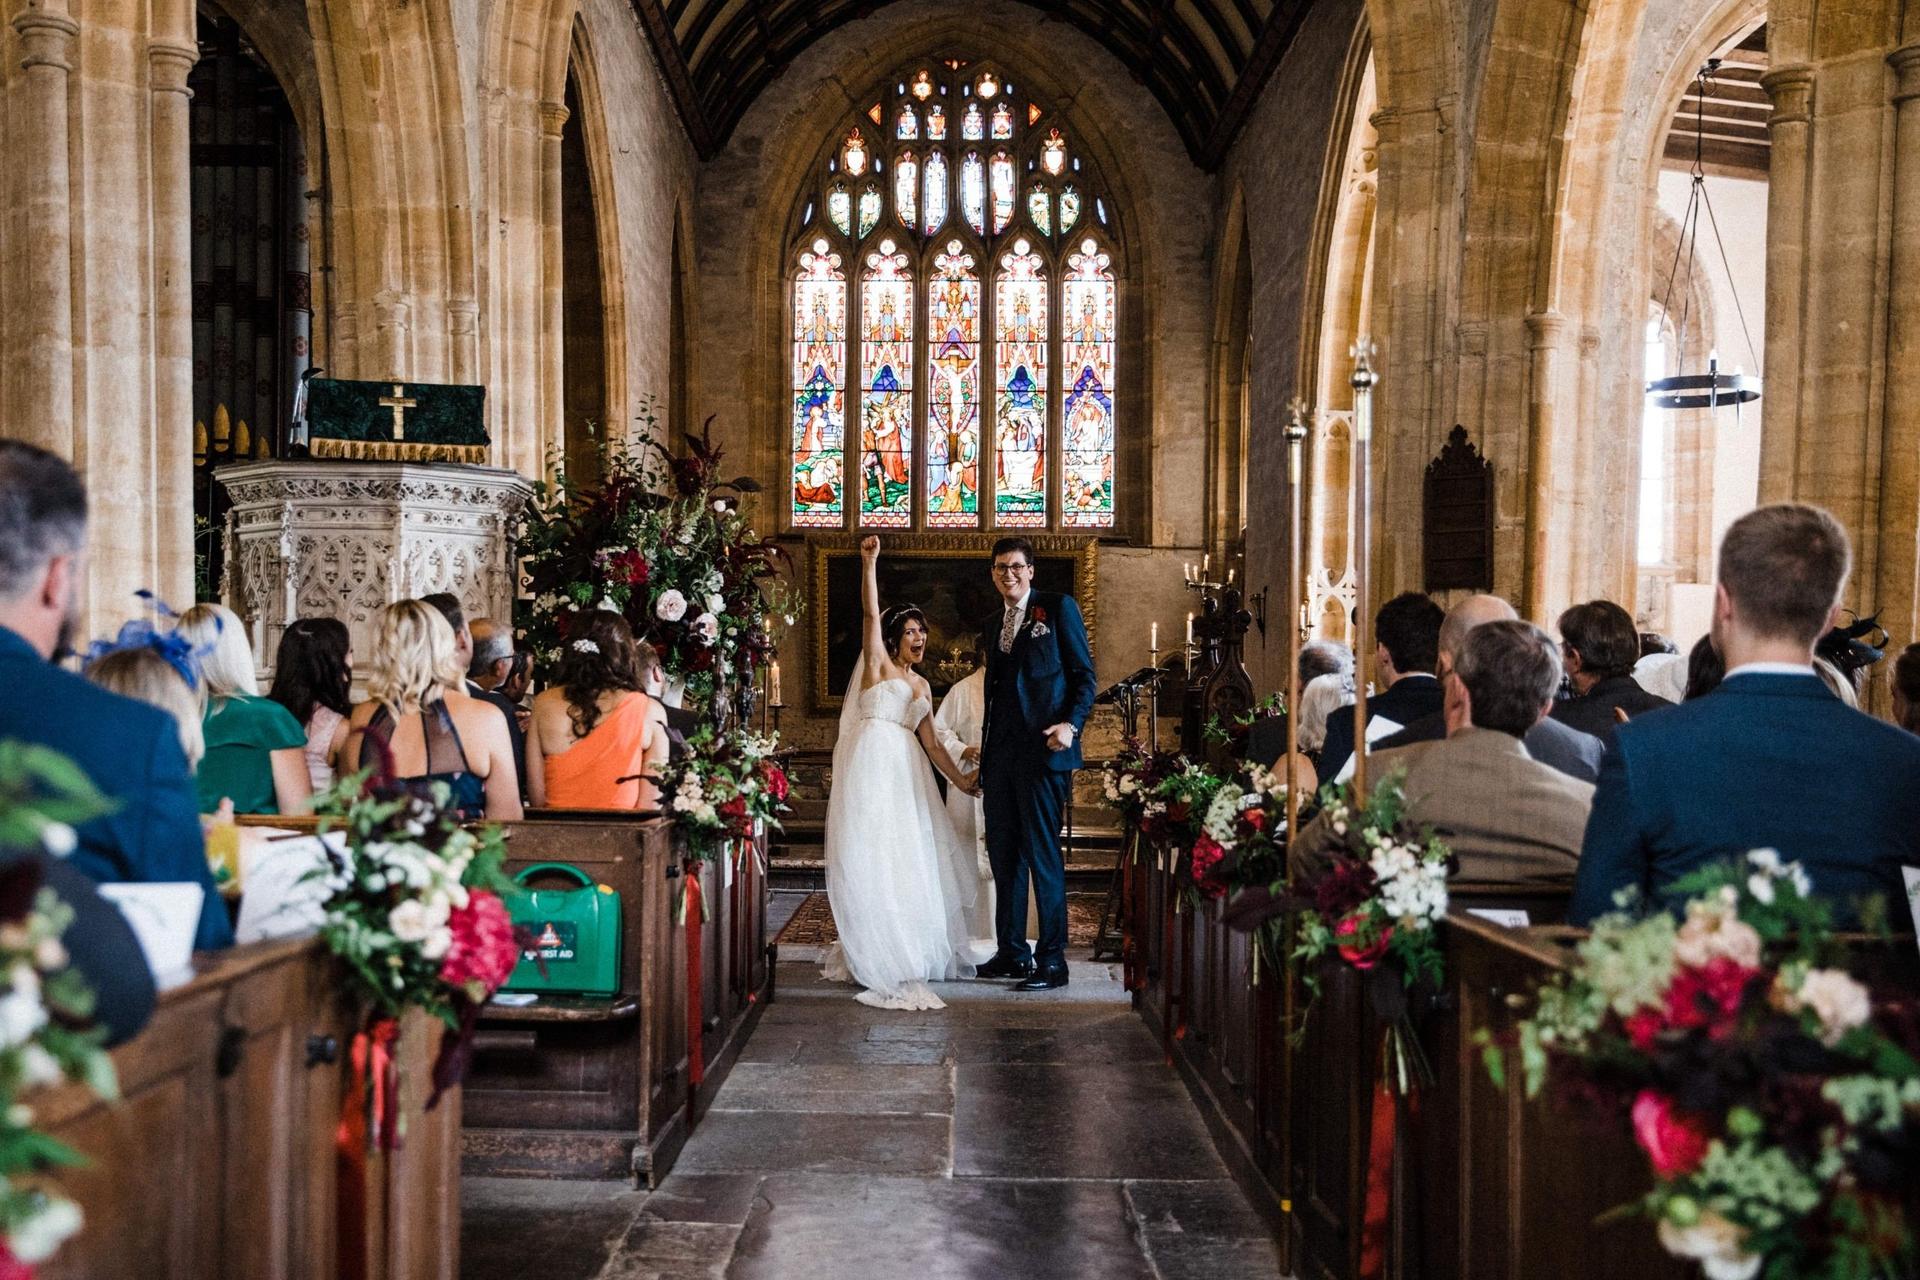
[461, 903, 1285, 1279]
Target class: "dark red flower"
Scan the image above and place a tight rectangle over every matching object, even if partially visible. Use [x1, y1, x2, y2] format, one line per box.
[1031, 605, 1048, 624]
[1631, 1089, 1711, 1178]
[440, 891, 520, 997]
[762, 763, 789, 802]
[1334, 912, 1391, 969]
[0, 1240, 33, 1280]
[1188, 834, 1226, 894]
[609, 549, 649, 587]
[1241, 808, 1267, 833]
[719, 795, 748, 828]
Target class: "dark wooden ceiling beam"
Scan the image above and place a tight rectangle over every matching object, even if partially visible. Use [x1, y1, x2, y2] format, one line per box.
[627, 0, 717, 157]
[1200, 0, 1309, 166]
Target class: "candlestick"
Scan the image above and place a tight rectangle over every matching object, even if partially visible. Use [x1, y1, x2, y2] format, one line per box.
[1150, 621, 1159, 651]
[1349, 338, 1378, 801]
[770, 660, 783, 708]
[1203, 552, 1210, 574]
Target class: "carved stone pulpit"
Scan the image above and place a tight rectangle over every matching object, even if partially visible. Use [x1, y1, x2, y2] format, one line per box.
[214, 461, 529, 679]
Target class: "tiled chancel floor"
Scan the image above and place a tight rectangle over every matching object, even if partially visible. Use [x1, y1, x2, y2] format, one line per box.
[461, 948, 1285, 1279]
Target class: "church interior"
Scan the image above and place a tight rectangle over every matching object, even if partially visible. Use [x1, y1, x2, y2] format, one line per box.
[1, 0, 1919, 1274]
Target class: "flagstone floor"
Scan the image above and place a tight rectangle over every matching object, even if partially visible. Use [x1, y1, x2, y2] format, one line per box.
[461, 911, 1285, 1280]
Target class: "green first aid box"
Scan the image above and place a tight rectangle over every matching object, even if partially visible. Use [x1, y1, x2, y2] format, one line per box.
[501, 862, 622, 997]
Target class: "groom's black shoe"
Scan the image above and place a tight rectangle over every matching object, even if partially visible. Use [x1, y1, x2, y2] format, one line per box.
[976, 954, 1036, 981]
[1013, 965, 1068, 992]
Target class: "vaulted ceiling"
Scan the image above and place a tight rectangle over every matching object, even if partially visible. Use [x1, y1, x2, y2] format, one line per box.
[628, 0, 1317, 169]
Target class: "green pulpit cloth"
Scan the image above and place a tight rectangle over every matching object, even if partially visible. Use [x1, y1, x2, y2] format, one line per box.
[306, 378, 489, 464]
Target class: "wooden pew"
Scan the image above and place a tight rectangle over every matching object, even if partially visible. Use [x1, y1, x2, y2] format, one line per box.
[36, 936, 458, 1280]
[459, 812, 772, 1186]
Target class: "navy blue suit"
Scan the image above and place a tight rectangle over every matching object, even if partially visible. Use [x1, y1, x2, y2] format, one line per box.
[980, 590, 1096, 969]
[1570, 672, 1920, 925]
[0, 626, 231, 950]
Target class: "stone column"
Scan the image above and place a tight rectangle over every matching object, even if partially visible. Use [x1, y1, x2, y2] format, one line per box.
[1873, 43, 1920, 710]
[539, 98, 569, 475]
[10, 3, 78, 459]
[149, 28, 199, 604]
[1757, 65, 1813, 505]
[1522, 310, 1567, 620]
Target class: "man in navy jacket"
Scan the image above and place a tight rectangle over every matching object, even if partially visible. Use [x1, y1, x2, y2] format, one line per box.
[977, 536, 1097, 989]
[1571, 503, 1920, 925]
[0, 441, 231, 953]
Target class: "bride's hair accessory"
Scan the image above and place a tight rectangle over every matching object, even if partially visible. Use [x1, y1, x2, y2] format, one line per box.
[85, 591, 210, 689]
[571, 639, 601, 655]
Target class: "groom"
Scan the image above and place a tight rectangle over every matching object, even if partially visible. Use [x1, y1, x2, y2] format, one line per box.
[976, 537, 1097, 990]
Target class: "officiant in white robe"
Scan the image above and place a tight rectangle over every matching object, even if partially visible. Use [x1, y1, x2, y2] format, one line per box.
[932, 664, 1004, 956]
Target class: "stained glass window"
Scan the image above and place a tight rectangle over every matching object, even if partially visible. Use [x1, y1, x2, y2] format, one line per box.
[1062, 240, 1115, 528]
[927, 243, 980, 527]
[924, 151, 948, 234]
[859, 244, 913, 528]
[994, 243, 1047, 527]
[895, 152, 918, 228]
[791, 242, 846, 528]
[961, 152, 986, 234]
[790, 61, 1121, 531]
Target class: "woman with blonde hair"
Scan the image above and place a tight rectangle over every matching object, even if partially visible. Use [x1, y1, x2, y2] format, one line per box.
[174, 603, 312, 815]
[525, 612, 669, 810]
[343, 600, 522, 820]
[85, 647, 206, 771]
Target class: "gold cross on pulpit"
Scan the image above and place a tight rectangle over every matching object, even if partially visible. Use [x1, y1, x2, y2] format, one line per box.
[379, 384, 419, 440]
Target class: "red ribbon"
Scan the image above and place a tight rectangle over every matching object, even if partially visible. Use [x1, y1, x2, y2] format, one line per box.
[686, 867, 705, 1090]
[335, 1014, 400, 1280]
[1358, 1050, 1398, 1279]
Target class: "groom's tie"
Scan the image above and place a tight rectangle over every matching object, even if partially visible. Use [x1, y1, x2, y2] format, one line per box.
[999, 602, 1021, 654]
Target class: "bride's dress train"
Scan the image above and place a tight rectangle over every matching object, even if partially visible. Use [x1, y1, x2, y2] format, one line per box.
[821, 675, 977, 1010]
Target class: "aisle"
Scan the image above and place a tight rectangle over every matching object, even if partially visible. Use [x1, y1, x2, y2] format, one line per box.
[462, 945, 1286, 1279]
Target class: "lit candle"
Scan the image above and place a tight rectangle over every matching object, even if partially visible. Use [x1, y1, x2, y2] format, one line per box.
[1203, 552, 1211, 574]
[1227, 566, 1236, 585]
[1150, 621, 1159, 651]
[1186, 613, 1194, 646]
[770, 661, 783, 707]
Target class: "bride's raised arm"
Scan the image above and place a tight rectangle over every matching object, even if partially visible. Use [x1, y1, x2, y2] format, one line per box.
[859, 534, 890, 682]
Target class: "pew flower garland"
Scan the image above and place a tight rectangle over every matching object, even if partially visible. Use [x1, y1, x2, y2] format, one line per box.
[1487, 852, 1920, 1280]
[515, 406, 797, 718]
[310, 776, 526, 1149]
[658, 725, 789, 920]
[1289, 773, 1451, 1089]
[0, 742, 122, 1278]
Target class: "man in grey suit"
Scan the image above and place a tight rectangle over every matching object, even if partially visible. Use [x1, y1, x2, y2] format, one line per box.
[1372, 594, 1604, 782]
[1363, 620, 1595, 883]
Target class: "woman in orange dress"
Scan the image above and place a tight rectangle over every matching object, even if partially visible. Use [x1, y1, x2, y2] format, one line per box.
[525, 612, 670, 810]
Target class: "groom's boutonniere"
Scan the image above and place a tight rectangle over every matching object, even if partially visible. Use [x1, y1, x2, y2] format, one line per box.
[1029, 604, 1050, 637]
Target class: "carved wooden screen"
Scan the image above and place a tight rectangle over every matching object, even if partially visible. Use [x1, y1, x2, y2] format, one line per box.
[1422, 425, 1494, 591]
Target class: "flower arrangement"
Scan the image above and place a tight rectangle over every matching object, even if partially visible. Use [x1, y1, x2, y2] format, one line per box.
[657, 726, 789, 873]
[309, 776, 525, 1146]
[515, 406, 796, 720]
[0, 743, 121, 1278]
[1487, 852, 1919, 1280]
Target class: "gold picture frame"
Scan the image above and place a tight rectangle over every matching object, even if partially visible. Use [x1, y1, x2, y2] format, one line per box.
[809, 533, 1099, 710]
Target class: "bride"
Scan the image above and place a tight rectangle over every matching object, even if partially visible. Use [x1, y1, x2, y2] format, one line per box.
[820, 535, 983, 1009]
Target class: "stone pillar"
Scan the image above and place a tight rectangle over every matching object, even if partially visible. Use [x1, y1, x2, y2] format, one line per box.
[10, 3, 78, 459]
[1873, 43, 1920, 710]
[1757, 65, 1812, 506]
[149, 28, 199, 605]
[1522, 310, 1566, 620]
[539, 98, 569, 475]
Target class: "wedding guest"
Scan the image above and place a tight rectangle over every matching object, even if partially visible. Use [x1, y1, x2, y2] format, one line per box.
[344, 601, 523, 820]
[1318, 591, 1445, 784]
[0, 440, 230, 951]
[1639, 632, 1678, 658]
[1299, 639, 1352, 688]
[425, 597, 525, 798]
[524, 612, 668, 810]
[267, 617, 354, 791]
[1550, 600, 1672, 747]
[1373, 594, 1604, 783]
[175, 603, 312, 816]
[1296, 671, 1354, 760]
[1893, 643, 1920, 734]
[641, 646, 699, 761]
[1813, 656, 1860, 709]
[1362, 621, 1594, 882]
[1571, 504, 1920, 925]
[1683, 634, 1725, 700]
[85, 647, 204, 771]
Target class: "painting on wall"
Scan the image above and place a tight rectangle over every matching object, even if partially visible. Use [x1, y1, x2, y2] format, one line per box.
[810, 535, 1098, 709]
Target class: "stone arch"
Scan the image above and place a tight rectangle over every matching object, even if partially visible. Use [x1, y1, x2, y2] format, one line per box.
[1205, 183, 1253, 564]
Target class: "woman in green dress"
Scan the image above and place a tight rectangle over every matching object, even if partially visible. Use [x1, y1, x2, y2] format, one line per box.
[175, 604, 314, 816]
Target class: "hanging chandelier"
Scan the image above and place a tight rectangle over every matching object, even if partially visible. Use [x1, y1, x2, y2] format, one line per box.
[1647, 59, 1762, 413]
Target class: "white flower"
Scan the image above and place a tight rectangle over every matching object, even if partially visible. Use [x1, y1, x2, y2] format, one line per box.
[421, 927, 454, 962]
[692, 613, 720, 645]
[0, 978, 46, 1050]
[10, 1195, 83, 1263]
[700, 570, 724, 595]
[572, 639, 601, 654]
[656, 589, 688, 622]
[387, 900, 433, 943]
[706, 593, 726, 615]
[596, 596, 623, 613]
[1673, 895, 1763, 970]
[1795, 968, 1871, 1045]
[17, 1042, 63, 1088]
[1658, 1212, 1760, 1280]
[37, 821, 75, 857]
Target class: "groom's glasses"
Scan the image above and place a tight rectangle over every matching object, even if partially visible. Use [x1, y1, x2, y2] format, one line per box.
[991, 562, 1032, 577]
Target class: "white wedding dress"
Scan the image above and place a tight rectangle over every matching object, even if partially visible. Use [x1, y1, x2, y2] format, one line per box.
[820, 669, 978, 1009]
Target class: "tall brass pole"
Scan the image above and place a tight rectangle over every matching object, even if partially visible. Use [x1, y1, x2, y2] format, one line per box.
[1283, 397, 1309, 842]
[1349, 339, 1378, 802]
